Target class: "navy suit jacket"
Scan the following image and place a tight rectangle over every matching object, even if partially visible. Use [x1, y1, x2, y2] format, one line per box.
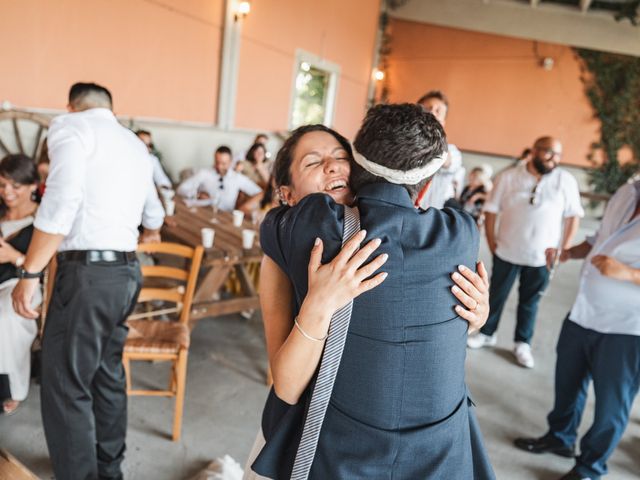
[255, 183, 495, 479]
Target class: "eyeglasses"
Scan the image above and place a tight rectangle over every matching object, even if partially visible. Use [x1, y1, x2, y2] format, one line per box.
[535, 147, 562, 158]
[529, 183, 539, 205]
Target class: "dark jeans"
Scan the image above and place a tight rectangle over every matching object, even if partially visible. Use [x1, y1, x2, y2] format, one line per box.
[480, 254, 550, 344]
[41, 256, 141, 480]
[547, 318, 640, 479]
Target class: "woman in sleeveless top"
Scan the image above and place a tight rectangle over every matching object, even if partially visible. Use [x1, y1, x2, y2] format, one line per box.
[0, 154, 42, 415]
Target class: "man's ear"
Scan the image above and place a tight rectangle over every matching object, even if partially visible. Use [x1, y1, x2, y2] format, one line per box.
[278, 185, 296, 206]
[414, 179, 433, 208]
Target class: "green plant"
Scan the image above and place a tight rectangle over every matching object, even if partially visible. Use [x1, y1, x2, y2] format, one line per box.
[576, 48, 640, 194]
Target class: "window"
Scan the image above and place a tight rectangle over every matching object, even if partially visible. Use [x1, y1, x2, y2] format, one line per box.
[289, 50, 340, 129]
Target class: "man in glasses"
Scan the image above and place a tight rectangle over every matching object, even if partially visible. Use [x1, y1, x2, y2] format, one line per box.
[467, 136, 584, 369]
[177, 145, 262, 212]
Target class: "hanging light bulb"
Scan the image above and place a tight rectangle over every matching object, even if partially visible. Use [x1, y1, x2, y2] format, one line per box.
[373, 69, 385, 81]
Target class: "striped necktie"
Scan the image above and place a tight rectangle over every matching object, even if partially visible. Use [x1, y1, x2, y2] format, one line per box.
[290, 206, 360, 480]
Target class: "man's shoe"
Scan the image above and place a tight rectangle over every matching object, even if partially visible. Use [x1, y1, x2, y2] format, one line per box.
[513, 341, 535, 368]
[557, 467, 595, 480]
[514, 433, 575, 458]
[467, 333, 497, 349]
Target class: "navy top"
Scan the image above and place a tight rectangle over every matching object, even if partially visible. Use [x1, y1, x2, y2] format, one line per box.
[254, 183, 494, 479]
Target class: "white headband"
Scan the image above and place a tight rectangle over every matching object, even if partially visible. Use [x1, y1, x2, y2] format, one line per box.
[351, 145, 447, 185]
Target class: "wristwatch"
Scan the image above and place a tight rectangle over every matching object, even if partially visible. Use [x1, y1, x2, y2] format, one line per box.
[16, 266, 43, 279]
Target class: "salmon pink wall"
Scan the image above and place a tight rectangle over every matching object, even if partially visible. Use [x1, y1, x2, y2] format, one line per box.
[1, 0, 224, 123]
[234, 0, 381, 139]
[387, 20, 600, 167]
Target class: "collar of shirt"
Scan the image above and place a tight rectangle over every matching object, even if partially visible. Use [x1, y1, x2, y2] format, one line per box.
[357, 183, 415, 209]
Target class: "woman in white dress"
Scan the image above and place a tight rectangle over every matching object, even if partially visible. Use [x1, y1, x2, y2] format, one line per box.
[0, 153, 42, 415]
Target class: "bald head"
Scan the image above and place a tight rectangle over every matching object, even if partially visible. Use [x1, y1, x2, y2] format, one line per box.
[531, 136, 562, 175]
[68, 82, 113, 112]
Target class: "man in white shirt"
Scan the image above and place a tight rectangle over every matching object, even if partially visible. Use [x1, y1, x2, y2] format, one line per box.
[467, 136, 584, 368]
[514, 180, 640, 480]
[136, 129, 173, 189]
[12, 82, 164, 479]
[177, 145, 262, 212]
[416, 90, 466, 209]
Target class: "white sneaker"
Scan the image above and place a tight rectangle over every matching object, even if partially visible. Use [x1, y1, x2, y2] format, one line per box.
[467, 333, 497, 349]
[513, 342, 535, 368]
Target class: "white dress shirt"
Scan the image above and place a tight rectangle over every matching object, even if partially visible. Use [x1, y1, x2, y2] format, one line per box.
[35, 108, 165, 252]
[484, 162, 584, 267]
[569, 181, 640, 336]
[149, 154, 172, 189]
[176, 168, 261, 212]
[420, 143, 465, 209]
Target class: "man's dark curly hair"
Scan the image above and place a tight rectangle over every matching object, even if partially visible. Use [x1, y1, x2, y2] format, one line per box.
[351, 103, 448, 198]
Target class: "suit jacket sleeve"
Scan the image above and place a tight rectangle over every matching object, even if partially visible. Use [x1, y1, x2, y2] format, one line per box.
[260, 193, 344, 308]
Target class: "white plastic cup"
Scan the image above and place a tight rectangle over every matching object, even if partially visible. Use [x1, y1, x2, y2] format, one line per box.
[201, 228, 215, 248]
[160, 188, 175, 201]
[232, 210, 245, 227]
[164, 199, 175, 216]
[242, 229, 256, 249]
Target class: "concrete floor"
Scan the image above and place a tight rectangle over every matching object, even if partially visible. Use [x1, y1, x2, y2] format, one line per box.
[1, 219, 639, 479]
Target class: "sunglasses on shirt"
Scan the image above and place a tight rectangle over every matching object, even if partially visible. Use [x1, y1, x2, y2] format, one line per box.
[529, 183, 539, 205]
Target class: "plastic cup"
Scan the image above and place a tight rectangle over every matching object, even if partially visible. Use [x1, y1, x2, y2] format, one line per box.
[201, 228, 215, 248]
[232, 210, 245, 227]
[242, 229, 256, 249]
[160, 188, 175, 201]
[164, 199, 175, 216]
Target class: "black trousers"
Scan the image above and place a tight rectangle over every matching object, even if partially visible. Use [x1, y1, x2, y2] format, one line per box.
[41, 255, 141, 480]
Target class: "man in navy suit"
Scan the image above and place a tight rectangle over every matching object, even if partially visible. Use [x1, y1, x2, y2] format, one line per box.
[257, 104, 495, 479]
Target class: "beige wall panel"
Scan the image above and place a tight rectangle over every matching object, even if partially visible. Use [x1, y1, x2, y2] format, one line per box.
[387, 20, 600, 167]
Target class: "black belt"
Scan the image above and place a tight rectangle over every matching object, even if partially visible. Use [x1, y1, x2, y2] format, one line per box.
[57, 250, 138, 264]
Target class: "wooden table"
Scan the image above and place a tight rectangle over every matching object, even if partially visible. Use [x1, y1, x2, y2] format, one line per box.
[162, 199, 262, 323]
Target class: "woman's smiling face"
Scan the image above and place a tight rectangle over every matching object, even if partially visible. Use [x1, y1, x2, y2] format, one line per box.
[279, 130, 353, 206]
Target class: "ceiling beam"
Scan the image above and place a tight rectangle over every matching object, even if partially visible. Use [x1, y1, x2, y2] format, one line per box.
[390, 0, 640, 57]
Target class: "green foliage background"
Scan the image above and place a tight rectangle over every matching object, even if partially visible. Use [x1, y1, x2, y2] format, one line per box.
[576, 49, 640, 194]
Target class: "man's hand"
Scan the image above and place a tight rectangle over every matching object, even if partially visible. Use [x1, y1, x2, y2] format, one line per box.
[545, 248, 571, 270]
[591, 255, 636, 283]
[12, 278, 40, 319]
[451, 261, 490, 334]
[140, 228, 161, 244]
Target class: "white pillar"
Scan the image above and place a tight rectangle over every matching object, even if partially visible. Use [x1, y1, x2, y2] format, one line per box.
[217, 0, 243, 130]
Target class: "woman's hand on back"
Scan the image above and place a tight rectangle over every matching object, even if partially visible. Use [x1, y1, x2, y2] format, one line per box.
[450, 261, 490, 333]
[302, 230, 388, 319]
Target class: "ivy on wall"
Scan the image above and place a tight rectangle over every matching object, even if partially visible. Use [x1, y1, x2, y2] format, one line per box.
[576, 48, 640, 194]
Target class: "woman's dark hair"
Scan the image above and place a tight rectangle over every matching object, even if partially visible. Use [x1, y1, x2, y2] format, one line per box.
[245, 143, 267, 164]
[273, 124, 352, 188]
[260, 174, 277, 209]
[0, 154, 40, 217]
[351, 103, 447, 198]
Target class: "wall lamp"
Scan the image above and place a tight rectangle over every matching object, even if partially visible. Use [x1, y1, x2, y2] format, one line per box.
[234, 1, 251, 22]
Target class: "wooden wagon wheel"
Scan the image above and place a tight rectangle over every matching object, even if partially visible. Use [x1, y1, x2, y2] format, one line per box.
[0, 109, 52, 161]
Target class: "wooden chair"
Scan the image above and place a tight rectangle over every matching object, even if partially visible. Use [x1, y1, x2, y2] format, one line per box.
[123, 242, 204, 441]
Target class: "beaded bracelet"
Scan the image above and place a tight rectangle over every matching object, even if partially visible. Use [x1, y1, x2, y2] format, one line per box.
[294, 316, 328, 342]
